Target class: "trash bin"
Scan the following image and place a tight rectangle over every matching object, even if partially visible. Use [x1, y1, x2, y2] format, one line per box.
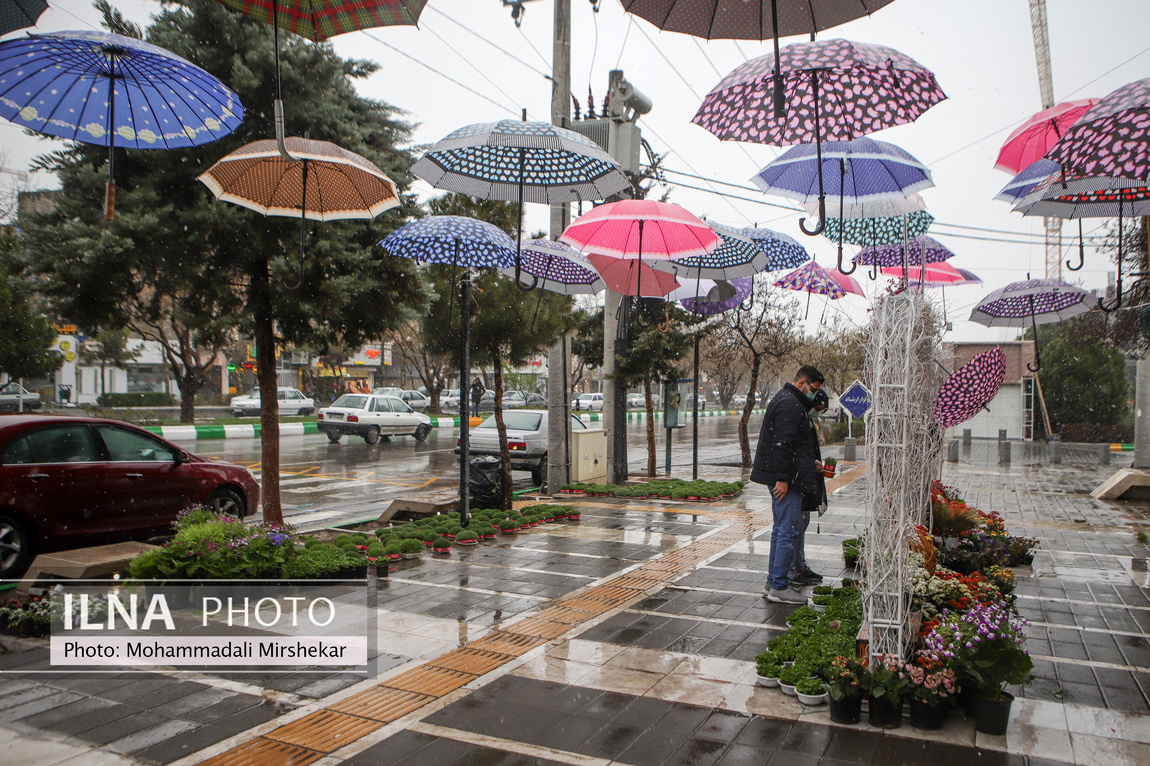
[469, 456, 504, 508]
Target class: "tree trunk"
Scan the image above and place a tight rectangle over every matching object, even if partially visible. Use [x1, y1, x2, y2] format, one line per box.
[178, 372, 199, 423]
[644, 376, 656, 477]
[252, 254, 281, 523]
[740, 354, 763, 469]
[493, 356, 513, 510]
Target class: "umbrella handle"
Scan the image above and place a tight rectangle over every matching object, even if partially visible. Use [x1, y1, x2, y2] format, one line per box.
[658, 303, 670, 334]
[1027, 299, 1041, 372]
[837, 244, 857, 275]
[448, 241, 461, 331]
[799, 195, 826, 236]
[1066, 220, 1084, 271]
[869, 260, 878, 281]
[770, 0, 786, 119]
[1099, 198, 1124, 312]
[798, 71, 825, 237]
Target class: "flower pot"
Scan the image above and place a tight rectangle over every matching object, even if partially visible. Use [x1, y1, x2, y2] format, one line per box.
[455, 539, 478, 547]
[432, 547, 451, 554]
[483, 533, 497, 540]
[756, 674, 780, 688]
[909, 698, 947, 730]
[779, 682, 797, 697]
[972, 692, 1013, 735]
[809, 601, 827, 613]
[796, 690, 827, 706]
[500, 528, 518, 535]
[822, 467, 836, 478]
[400, 553, 420, 560]
[843, 555, 859, 569]
[566, 515, 581, 522]
[868, 697, 903, 729]
[829, 694, 862, 725]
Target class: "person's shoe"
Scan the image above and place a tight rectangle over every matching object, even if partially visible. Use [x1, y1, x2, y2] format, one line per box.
[790, 567, 824, 585]
[788, 580, 811, 594]
[766, 587, 807, 604]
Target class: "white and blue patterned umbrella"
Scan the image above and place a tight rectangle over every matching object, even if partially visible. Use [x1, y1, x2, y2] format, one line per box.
[652, 222, 775, 280]
[751, 138, 933, 205]
[993, 159, 1061, 204]
[499, 239, 604, 295]
[380, 215, 517, 269]
[0, 30, 243, 218]
[411, 119, 630, 204]
[740, 225, 810, 271]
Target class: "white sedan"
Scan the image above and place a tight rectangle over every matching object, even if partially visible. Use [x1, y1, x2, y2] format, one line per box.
[230, 387, 314, 417]
[318, 394, 432, 444]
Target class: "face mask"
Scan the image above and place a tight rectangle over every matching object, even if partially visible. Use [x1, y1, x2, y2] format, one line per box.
[804, 389, 817, 402]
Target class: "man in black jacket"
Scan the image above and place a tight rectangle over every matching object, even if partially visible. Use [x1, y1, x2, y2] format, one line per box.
[750, 365, 825, 604]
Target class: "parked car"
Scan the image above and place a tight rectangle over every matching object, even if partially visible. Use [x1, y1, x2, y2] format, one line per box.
[0, 382, 41, 413]
[626, 393, 645, 409]
[398, 390, 430, 412]
[230, 387, 314, 417]
[440, 389, 461, 410]
[502, 390, 528, 409]
[318, 394, 432, 444]
[526, 393, 546, 406]
[0, 415, 260, 579]
[459, 409, 590, 487]
[371, 387, 404, 398]
[571, 392, 604, 411]
[441, 389, 497, 413]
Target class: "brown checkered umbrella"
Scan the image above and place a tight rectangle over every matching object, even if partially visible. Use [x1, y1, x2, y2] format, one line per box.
[197, 136, 400, 221]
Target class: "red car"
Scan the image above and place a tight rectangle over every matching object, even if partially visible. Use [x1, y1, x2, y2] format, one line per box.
[0, 415, 260, 579]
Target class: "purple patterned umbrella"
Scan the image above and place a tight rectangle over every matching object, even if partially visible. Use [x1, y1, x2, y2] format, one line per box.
[693, 38, 944, 235]
[933, 348, 1007, 429]
[969, 278, 1093, 371]
[1047, 77, 1150, 181]
[775, 260, 847, 320]
[993, 159, 1062, 204]
[853, 235, 955, 271]
[680, 277, 754, 315]
[498, 239, 604, 295]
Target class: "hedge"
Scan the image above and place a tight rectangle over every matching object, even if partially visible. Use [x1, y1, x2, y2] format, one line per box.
[99, 392, 176, 407]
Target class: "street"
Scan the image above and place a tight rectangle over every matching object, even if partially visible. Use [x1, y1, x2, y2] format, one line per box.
[171, 414, 756, 530]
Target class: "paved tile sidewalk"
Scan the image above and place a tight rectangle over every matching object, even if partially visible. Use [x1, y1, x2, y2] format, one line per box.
[1, 457, 1148, 764]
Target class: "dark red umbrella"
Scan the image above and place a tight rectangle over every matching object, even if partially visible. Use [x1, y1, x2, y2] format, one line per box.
[933, 348, 1006, 429]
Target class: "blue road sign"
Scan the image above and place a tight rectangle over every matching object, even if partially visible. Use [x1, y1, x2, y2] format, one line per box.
[839, 380, 872, 420]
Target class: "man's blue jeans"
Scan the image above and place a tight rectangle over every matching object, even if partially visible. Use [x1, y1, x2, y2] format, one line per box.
[791, 510, 810, 573]
[768, 489, 804, 590]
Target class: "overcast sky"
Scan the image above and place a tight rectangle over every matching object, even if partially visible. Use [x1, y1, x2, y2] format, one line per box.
[3, 0, 1148, 343]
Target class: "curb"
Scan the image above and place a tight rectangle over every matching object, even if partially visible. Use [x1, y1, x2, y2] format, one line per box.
[146, 409, 766, 441]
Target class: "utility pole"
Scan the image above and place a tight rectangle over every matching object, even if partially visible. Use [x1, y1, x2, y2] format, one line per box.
[546, 0, 572, 492]
[1027, 0, 1063, 281]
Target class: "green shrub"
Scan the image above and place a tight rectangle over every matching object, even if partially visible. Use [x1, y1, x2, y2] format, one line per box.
[99, 392, 176, 407]
[498, 519, 519, 531]
[399, 538, 424, 555]
[432, 537, 451, 548]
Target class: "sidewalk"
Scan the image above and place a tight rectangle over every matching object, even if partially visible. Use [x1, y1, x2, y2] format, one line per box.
[1, 457, 1148, 764]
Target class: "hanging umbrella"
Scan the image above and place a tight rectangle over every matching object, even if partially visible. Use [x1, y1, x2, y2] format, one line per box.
[953, 268, 983, 286]
[751, 138, 934, 271]
[828, 269, 865, 297]
[775, 260, 848, 321]
[854, 235, 955, 273]
[0, 0, 47, 36]
[740, 225, 810, 271]
[0, 29, 243, 219]
[213, 1, 425, 159]
[412, 115, 630, 283]
[821, 209, 934, 248]
[993, 159, 1061, 204]
[666, 276, 727, 304]
[1014, 173, 1149, 301]
[680, 276, 753, 315]
[380, 215, 517, 523]
[652, 222, 773, 280]
[562, 199, 719, 259]
[969, 278, 1093, 371]
[882, 261, 969, 285]
[499, 239, 604, 295]
[995, 99, 1097, 174]
[933, 347, 1007, 429]
[804, 193, 927, 219]
[1047, 77, 1150, 181]
[199, 136, 399, 287]
[694, 39, 945, 232]
[586, 254, 681, 297]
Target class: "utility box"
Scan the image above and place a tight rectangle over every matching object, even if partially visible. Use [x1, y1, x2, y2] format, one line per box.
[571, 428, 607, 483]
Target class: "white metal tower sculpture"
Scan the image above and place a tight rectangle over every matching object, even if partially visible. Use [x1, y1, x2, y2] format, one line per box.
[862, 289, 944, 661]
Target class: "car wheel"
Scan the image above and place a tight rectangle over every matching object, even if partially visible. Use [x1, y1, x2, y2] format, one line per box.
[298, 408, 312, 416]
[0, 514, 32, 580]
[413, 424, 431, 442]
[364, 426, 381, 445]
[326, 432, 342, 443]
[205, 487, 246, 518]
[530, 462, 546, 488]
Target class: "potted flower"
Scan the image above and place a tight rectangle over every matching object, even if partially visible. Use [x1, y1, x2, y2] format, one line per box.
[906, 663, 957, 731]
[862, 655, 911, 729]
[777, 664, 808, 697]
[922, 601, 1032, 735]
[454, 529, 479, 547]
[755, 652, 782, 688]
[794, 677, 827, 706]
[822, 457, 837, 478]
[825, 655, 865, 725]
[1006, 536, 1039, 566]
[842, 538, 861, 568]
[565, 508, 581, 521]
[482, 525, 498, 540]
[809, 594, 832, 613]
[498, 519, 519, 535]
[432, 536, 452, 554]
[383, 541, 402, 563]
[399, 538, 423, 560]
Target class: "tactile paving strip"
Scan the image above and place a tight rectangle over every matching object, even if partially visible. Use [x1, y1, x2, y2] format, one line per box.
[195, 466, 870, 765]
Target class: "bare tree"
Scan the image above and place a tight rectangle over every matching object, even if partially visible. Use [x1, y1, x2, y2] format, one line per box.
[700, 326, 750, 409]
[387, 320, 452, 412]
[797, 318, 867, 396]
[724, 281, 804, 468]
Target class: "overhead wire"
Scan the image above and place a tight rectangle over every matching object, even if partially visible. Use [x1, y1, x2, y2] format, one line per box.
[615, 16, 633, 70]
[424, 5, 552, 80]
[361, 31, 518, 115]
[418, 21, 529, 116]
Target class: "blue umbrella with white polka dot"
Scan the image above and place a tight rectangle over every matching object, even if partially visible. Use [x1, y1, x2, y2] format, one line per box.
[0, 30, 243, 219]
